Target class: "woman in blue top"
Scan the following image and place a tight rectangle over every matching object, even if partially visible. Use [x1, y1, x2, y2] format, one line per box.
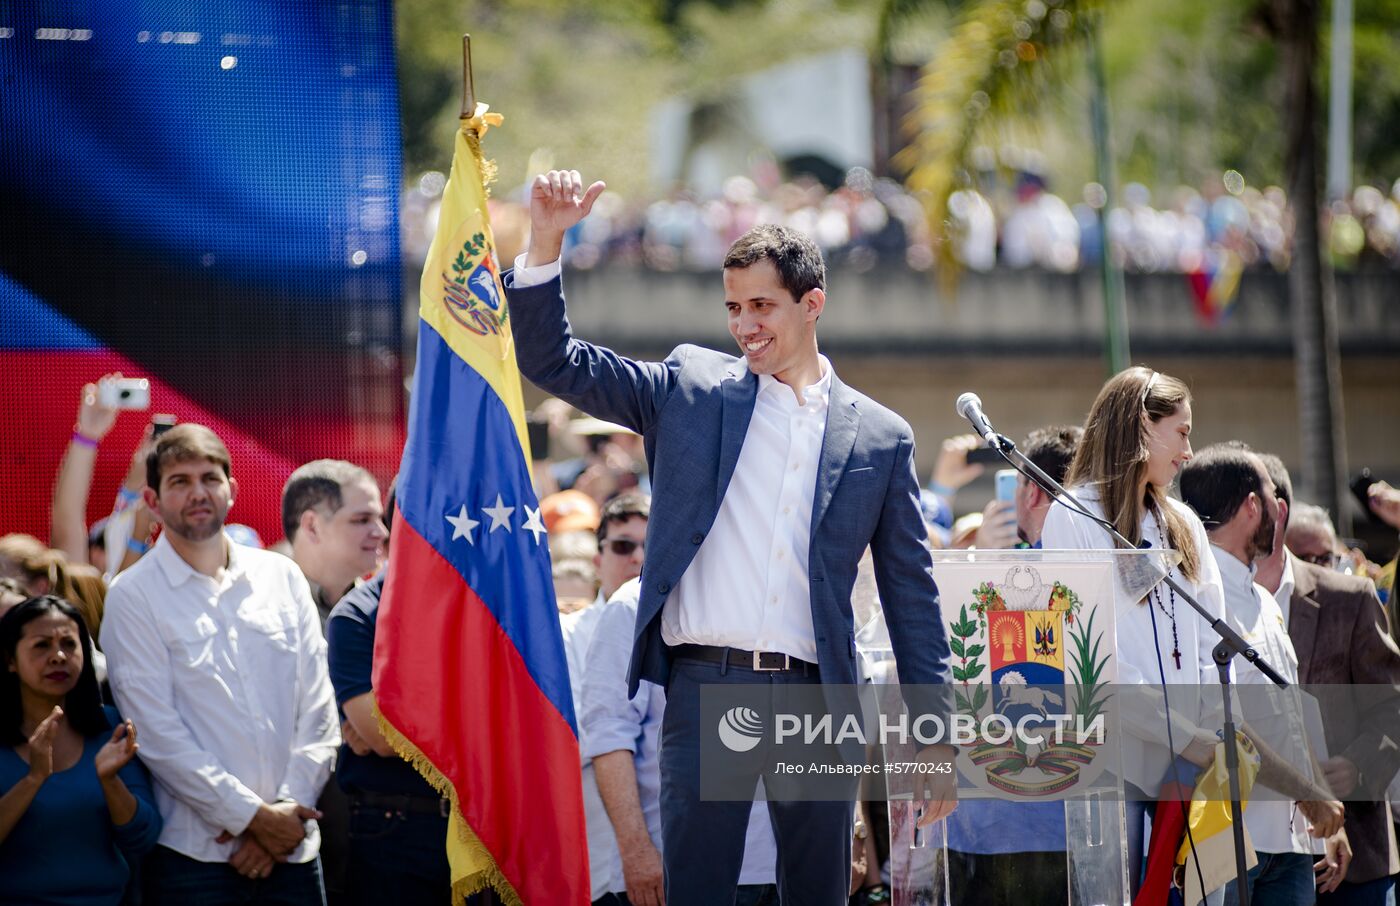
[0, 595, 162, 904]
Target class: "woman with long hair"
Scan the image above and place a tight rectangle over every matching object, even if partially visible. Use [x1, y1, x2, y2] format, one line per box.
[0, 596, 161, 904]
[1041, 366, 1228, 897]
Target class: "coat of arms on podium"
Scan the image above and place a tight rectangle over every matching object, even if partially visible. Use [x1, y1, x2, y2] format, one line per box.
[939, 560, 1118, 798]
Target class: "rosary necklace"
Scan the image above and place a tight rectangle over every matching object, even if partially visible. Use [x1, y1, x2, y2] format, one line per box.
[1148, 511, 1182, 670]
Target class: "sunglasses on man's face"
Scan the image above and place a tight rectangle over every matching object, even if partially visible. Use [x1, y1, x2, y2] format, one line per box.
[604, 538, 642, 557]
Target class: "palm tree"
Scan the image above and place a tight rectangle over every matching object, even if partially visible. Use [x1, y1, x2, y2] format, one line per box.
[1270, 0, 1350, 527]
[887, 0, 1347, 520]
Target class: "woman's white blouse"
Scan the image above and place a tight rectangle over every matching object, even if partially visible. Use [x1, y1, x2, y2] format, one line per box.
[1041, 486, 1230, 794]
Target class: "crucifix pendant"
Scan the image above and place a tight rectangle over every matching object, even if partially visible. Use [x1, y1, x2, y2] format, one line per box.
[1172, 648, 1182, 670]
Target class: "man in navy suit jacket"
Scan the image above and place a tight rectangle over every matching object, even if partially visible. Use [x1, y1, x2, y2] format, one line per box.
[507, 169, 956, 905]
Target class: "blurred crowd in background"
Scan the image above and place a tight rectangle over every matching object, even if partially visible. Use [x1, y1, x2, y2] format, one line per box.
[402, 160, 1400, 278]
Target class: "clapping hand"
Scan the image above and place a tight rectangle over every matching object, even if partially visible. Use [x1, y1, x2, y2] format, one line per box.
[95, 719, 139, 781]
[25, 706, 63, 781]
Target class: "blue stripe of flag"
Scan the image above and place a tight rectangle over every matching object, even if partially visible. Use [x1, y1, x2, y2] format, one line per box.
[396, 319, 576, 732]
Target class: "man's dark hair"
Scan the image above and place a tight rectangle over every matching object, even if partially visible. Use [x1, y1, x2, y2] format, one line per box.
[147, 423, 231, 491]
[598, 492, 650, 543]
[1256, 452, 1293, 517]
[281, 459, 378, 543]
[1023, 426, 1083, 485]
[723, 224, 826, 302]
[1180, 443, 1266, 529]
[0, 595, 109, 746]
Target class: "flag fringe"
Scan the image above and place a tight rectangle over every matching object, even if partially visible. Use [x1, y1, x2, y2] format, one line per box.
[463, 127, 498, 195]
[373, 699, 524, 906]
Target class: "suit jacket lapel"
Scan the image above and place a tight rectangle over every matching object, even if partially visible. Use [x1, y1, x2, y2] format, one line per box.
[716, 363, 758, 509]
[811, 375, 860, 532]
[1288, 557, 1321, 685]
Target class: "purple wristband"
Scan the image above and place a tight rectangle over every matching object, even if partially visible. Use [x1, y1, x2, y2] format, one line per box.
[71, 431, 100, 449]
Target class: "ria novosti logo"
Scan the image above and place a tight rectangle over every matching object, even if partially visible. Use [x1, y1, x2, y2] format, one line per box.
[717, 707, 764, 753]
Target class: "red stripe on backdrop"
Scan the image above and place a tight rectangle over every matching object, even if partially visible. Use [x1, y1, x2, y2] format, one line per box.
[374, 512, 589, 901]
[0, 350, 404, 546]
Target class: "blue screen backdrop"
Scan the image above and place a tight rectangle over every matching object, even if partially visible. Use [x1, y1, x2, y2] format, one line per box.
[0, 0, 404, 543]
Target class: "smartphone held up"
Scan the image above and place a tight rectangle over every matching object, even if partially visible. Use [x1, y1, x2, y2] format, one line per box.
[97, 377, 150, 410]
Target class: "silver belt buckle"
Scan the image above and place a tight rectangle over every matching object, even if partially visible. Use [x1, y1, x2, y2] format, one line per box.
[752, 650, 789, 671]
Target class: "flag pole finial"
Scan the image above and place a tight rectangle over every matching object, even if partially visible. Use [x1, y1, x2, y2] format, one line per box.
[459, 34, 476, 122]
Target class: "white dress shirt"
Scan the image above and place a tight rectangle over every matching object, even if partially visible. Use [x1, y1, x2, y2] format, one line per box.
[661, 362, 831, 662]
[1042, 488, 1229, 794]
[1211, 545, 1313, 856]
[514, 251, 832, 661]
[102, 532, 340, 863]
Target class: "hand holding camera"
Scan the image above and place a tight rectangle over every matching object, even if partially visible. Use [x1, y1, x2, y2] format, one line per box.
[74, 374, 126, 445]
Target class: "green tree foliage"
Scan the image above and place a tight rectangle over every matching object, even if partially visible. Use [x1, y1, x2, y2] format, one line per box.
[395, 0, 871, 194]
[1343, 0, 1400, 183]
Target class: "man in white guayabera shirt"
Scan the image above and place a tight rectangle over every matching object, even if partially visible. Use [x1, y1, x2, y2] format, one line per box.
[102, 424, 339, 903]
[507, 169, 956, 906]
[1180, 442, 1350, 905]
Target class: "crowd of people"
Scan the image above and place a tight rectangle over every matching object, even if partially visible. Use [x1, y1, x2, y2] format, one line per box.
[4, 328, 1400, 900]
[402, 163, 1400, 278]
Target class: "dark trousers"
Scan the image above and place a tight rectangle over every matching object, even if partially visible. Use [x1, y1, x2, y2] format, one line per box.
[1317, 874, 1397, 906]
[659, 656, 856, 906]
[1222, 851, 1316, 906]
[345, 795, 452, 906]
[143, 846, 326, 905]
[317, 777, 350, 906]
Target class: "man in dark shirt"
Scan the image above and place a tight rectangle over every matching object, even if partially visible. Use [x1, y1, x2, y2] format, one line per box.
[326, 486, 456, 905]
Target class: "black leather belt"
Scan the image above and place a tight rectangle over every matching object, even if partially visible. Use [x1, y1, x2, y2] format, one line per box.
[348, 790, 451, 818]
[671, 643, 817, 676]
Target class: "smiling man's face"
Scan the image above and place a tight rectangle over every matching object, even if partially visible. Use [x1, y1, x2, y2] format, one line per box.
[724, 258, 822, 386]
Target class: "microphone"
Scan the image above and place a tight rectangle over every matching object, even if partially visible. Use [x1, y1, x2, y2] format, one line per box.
[955, 392, 997, 444]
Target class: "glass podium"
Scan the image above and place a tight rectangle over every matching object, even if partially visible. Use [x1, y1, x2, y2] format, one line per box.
[856, 549, 1181, 906]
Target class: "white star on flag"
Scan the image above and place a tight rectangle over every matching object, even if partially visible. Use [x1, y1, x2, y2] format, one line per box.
[445, 505, 479, 544]
[521, 505, 546, 544]
[482, 493, 515, 533]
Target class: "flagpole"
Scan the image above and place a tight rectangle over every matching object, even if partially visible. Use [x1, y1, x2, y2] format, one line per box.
[459, 34, 476, 124]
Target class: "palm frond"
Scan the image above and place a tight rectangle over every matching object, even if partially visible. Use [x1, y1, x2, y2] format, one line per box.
[894, 0, 1115, 284]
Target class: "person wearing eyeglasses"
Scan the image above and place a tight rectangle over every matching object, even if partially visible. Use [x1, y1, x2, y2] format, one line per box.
[1284, 504, 1347, 572]
[595, 494, 649, 607]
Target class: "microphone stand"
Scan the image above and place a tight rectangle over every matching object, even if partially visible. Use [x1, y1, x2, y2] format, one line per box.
[980, 429, 1286, 906]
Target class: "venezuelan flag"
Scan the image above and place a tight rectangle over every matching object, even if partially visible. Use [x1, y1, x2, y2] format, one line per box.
[373, 105, 589, 904]
[1186, 248, 1243, 325]
[1135, 736, 1259, 906]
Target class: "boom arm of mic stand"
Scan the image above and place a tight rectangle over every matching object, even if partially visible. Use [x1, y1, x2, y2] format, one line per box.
[985, 432, 1289, 689]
